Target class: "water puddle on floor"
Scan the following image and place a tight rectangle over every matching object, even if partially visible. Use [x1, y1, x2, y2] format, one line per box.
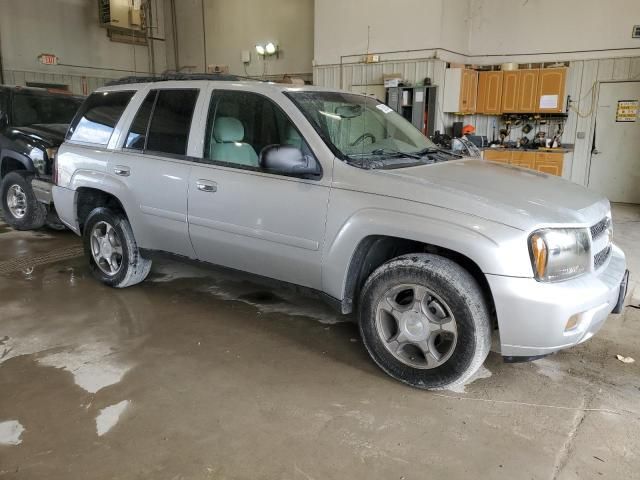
[0, 420, 25, 446]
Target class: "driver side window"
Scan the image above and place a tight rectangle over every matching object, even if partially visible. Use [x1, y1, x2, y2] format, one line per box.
[203, 90, 313, 171]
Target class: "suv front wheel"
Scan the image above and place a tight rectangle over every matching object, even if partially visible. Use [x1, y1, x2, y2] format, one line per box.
[1, 172, 47, 230]
[359, 253, 491, 390]
[83, 208, 152, 288]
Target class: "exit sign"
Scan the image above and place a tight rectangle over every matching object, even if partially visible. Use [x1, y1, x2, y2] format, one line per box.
[38, 53, 58, 65]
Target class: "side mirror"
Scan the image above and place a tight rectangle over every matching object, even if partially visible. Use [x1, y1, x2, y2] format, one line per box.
[260, 145, 320, 177]
[0, 112, 8, 130]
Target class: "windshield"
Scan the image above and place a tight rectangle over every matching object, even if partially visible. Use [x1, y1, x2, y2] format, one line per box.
[287, 91, 437, 163]
[11, 92, 83, 127]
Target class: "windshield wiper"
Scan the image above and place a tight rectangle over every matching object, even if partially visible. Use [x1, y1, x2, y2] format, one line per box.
[348, 148, 422, 160]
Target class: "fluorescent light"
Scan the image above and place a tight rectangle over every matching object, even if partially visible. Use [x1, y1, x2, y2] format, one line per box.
[265, 42, 277, 55]
[255, 44, 265, 55]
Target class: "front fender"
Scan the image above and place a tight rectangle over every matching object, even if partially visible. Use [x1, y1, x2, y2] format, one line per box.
[322, 205, 533, 301]
[0, 148, 34, 176]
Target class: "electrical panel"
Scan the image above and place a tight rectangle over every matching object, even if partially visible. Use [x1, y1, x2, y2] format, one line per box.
[98, 0, 142, 31]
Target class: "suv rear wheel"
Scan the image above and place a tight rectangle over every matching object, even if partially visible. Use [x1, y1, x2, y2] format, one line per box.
[359, 253, 491, 390]
[1, 172, 47, 230]
[83, 207, 152, 288]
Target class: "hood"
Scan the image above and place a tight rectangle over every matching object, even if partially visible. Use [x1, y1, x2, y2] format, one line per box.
[365, 158, 609, 231]
[11, 123, 68, 147]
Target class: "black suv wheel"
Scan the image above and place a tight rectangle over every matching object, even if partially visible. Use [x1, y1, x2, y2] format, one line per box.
[1, 172, 47, 230]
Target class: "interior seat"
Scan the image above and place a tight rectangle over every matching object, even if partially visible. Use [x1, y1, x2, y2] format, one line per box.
[210, 117, 258, 167]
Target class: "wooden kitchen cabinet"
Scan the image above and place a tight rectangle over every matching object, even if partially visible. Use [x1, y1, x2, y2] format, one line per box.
[516, 69, 539, 112]
[501, 71, 519, 113]
[483, 149, 510, 163]
[537, 68, 567, 113]
[443, 68, 478, 114]
[477, 71, 503, 115]
[535, 152, 564, 176]
[510, 151, 536, 169]
[484, 150, 565, 176]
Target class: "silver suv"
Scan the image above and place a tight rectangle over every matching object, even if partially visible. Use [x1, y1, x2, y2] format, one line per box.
[53, 77, 629, 389]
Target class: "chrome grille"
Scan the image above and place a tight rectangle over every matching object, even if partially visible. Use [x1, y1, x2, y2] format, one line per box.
[594, 245, 612, 269]
[590, 217, 610, 240]
[590, 216, 612, 269]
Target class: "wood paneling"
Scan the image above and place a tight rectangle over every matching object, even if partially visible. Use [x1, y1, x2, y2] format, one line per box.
[477, 71, 503, 115]
[510, 151, 536, 169]
[484, 149, 510, 163]
[535, 152, 564, 176]
[537, 68, 566, 113]
[501, 70, 519, 113]
[516, 69, 539, 112]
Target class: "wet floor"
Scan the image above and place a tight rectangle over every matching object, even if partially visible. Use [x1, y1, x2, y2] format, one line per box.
[1, 207, 639, 479]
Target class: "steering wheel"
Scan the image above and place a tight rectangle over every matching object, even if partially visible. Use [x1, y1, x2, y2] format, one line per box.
[350, 133, 376, 147]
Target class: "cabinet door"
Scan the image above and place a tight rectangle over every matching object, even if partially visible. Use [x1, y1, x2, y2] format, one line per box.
[535, 152, 563, 176]
[516, 69, 539, 112]
[537, 68, 566, 113]
[466, 70, 478, 113]
[510, 151, 536, 169]
[477, 71, 503, 115]
[501, 71, 519, 113]
[484, 149, 510, 163]
[459, 69, 476, 113]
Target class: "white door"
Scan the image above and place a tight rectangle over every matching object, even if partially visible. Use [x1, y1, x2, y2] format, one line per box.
[588, 81, 640, 203]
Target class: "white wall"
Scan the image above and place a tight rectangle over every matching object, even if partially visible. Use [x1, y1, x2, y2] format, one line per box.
[314, 0, 471, 67]
[0, 0, 167, 93]
[469, 0, 640, 63]
[314, 0, 640, 67]
[169, 0, 314, 79]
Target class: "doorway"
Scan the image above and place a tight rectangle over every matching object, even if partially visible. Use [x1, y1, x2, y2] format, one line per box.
[588, 81, 640, 204]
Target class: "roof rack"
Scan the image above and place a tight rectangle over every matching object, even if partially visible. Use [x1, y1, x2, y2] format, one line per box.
[105, 72, 264, 86]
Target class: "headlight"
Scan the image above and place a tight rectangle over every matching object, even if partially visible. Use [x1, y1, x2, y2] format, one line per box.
[529, 228, 590, 282]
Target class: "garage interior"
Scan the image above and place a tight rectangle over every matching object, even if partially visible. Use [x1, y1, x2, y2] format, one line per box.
[1, 0, 640, 478]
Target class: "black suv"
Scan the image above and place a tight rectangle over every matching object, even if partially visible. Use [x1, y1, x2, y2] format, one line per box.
[0, 85, 83, 229]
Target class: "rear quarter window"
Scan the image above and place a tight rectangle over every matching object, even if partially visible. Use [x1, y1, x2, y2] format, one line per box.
[68, 91, 134, 145]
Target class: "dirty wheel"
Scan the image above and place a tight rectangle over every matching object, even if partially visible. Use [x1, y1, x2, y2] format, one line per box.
[359, 253, 490, 390]
[83, 207, 151, 288]
[1, 172, 47, 230]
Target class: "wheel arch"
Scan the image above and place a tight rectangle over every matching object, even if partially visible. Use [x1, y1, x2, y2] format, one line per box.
[340, 234, 497, 324]
[75, 186, 129, 234]
[1, 151, 33, 178]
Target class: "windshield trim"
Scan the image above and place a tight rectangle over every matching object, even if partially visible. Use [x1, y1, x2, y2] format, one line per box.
[284, 90, 348, 161]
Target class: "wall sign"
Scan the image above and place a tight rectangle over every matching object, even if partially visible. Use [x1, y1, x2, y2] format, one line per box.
[38, 53, 58, 65]
[616, 100, 638, 122]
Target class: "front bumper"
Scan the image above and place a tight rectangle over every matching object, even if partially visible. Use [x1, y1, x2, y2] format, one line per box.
[487, 245, 627, 357]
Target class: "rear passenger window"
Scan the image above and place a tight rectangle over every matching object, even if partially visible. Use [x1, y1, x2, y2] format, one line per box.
[145, 89, 198, 156]
[124, 91, 157, 150]
[68, 91, 134, 145]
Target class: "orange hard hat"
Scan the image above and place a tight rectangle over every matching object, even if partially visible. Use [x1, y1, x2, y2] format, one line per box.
[462, 124, 475, 135]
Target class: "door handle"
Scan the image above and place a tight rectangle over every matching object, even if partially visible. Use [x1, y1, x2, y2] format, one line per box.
[196, 180, 217, 192]
[592, 149, 601, 155]
[114, 166, 131, 176]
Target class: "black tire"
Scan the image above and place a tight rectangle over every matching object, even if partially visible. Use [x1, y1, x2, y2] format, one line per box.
[83, 207, 152, 288]
[0, 172, 47, 230]
[45, 209, 67, 231]
[359, 253, 491, 390]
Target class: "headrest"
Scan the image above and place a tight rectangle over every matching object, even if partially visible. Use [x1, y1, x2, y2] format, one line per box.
[214, 117, 244, 143]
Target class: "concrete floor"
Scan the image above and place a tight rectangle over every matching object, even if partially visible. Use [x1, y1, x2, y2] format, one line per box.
[1, 205, 639, 480]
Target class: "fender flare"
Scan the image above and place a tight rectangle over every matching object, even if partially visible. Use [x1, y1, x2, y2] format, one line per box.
[322, 207, 531, 306]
